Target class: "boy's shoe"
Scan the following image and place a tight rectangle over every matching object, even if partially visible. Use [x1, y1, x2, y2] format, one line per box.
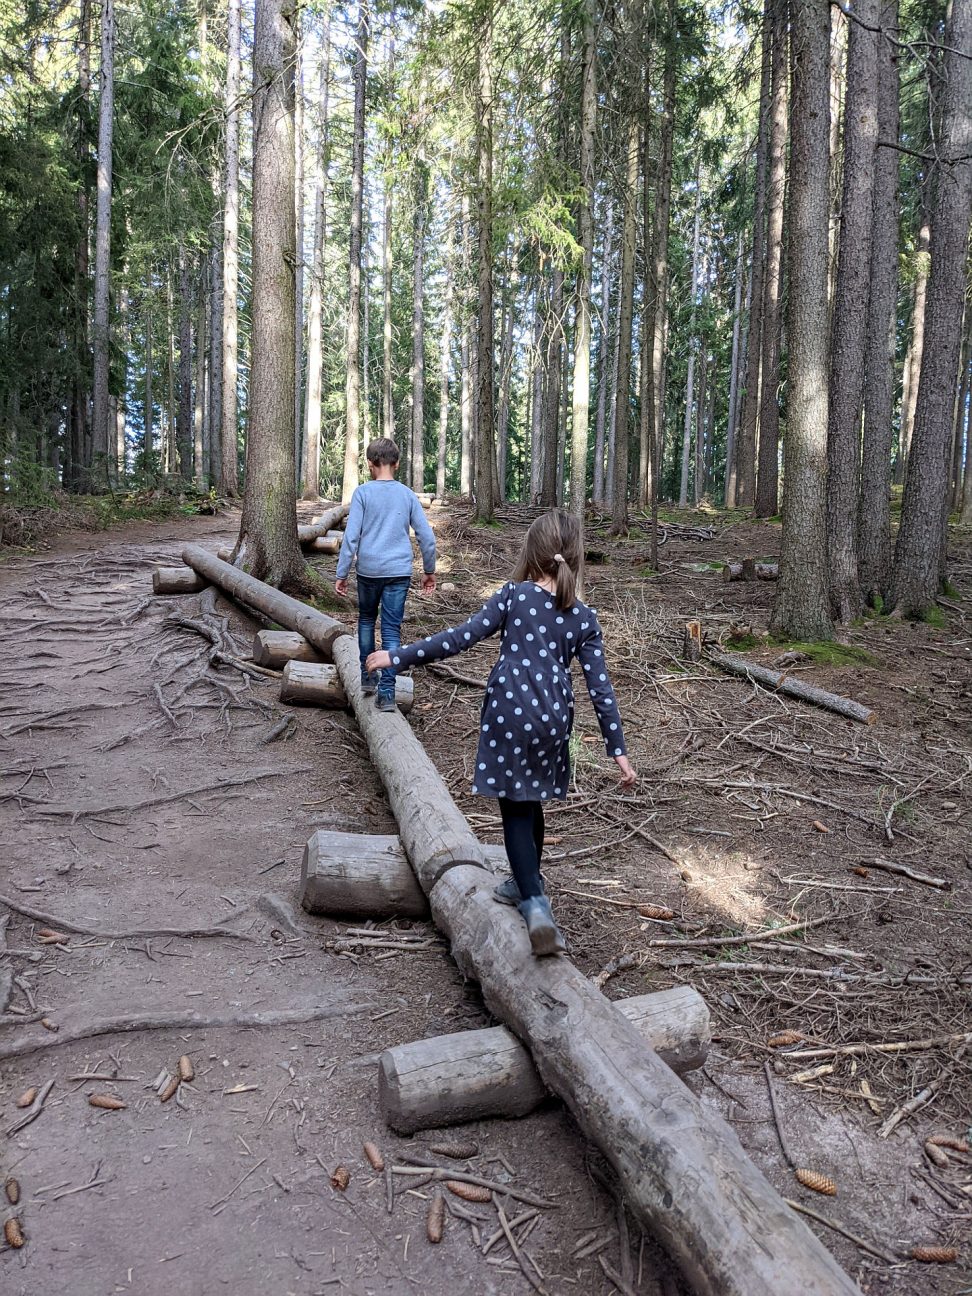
[360, 672, 378, 696]
[517, 895, 566, 957]
[493, 873, 546, 907]
[375, 693, 396, 713]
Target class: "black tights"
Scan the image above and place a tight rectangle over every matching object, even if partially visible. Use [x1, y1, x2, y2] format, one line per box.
[498, 800, 545, 901]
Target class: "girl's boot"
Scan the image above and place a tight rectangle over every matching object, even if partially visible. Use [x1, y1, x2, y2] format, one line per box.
[517, 896, 566, 957]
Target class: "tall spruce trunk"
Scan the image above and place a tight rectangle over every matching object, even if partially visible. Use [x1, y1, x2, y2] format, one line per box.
[897, 202, 929, 481]
[342, 0, 369, 502]
[194, 266, 207, 485]
[647, 1, 675, 513]
[411, 162, 428, 492]
[91, 0, 115, 473]
[69, 0, 91, 491]
[208, 241, 223, 483]
[610, 115, 639, 535]
[436, 212, 455, 499]
[459, 194, 473, 496]
[165, 276, 177, 473]
[236, 0, 304, 587]
[219, 0, 241, 495]
[177, 245, 193, 479]
[381, 40, 395, 442]
[302, 22, 330, 499]
[593, 202, 614, 505]
[496, 263, 515, 501]
[637, 30, 652, 509]
[755, 0, 786, 519]
[678, 174, 702, 508]
[769, 0, 833, 642]
[826, 0, 878, 621]
[961, 348, 972, 524]
[570, 0, 596, 520]
[540, 267, 564, 505]
[474, 8, 497, 522]
[294, 29, 305, 483]
[723, 230, 745, 504]
[735, 0, 772, 510]
[115, 281, 128, 474]
[950, 309, 971, 510]
[529, 282, 545, 502]
[891, 0, 972, 615]
[858, 0, 899, 605]
[143, 299, 153, 462]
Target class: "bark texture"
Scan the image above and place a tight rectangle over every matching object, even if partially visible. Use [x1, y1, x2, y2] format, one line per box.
[90, 0, 115, 470]
[302, 26, 330, 500]
[219, 0, 241, 496]
[610, 116, 639, 534]
[342, 0, 369, 503]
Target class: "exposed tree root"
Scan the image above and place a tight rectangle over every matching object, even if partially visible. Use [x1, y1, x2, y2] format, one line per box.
[0, 894, 253, 942]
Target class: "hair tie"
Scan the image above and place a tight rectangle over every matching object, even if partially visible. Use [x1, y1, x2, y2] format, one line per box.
[553, 552, 565, 564]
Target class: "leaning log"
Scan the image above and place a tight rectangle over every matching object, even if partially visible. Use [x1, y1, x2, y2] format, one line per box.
[722, 560, 779, 582]
[180, 546, 857, 1296]
[281, 661, 414, 714]
[379, 985, 711, 1134]
[297, 503, 350, 546]
[708, 652, 876, 725]
[300, 830, 507, 919]
[181, 546, 351, 656]
[153, 567, 207, 595]
[252, 630, 324, 670]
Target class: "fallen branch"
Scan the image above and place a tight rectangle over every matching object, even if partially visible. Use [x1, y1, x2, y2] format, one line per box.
[31, 768, 303, 820]
[496, 1200, 548, 1295]
[671, 961, 970, 989]
[864, 859, 950, 890]
[392, 1160, 554, 1210]
[5, 1078, 55, 1134]
[878, 1081, 939, 1139]
[0, 1001, 373, 1062]
[782, 1032, 972, 1062]
[784, 1200, 898, 1266]
[647, 913, 839, 951]
[707, 652, 876, 725]
[0, 894, 251, 943]
[429, 663, 488, 689]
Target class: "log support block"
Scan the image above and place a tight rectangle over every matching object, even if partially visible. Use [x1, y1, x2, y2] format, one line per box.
[300, 830, 507, 919]
[253, 630, 325, 670]
[722, 560, 778, 582]
[281, 662, 414, 714]
[153, 567, 207, 595]
[379, 984, 711, 1134]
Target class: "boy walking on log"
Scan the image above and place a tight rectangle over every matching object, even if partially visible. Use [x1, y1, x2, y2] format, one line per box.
[335, 438, 437, 711]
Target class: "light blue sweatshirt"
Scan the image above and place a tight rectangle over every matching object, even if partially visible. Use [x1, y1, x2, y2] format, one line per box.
[335, 479, 437, 581]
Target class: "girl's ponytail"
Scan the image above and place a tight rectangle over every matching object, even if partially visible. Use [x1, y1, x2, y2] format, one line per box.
[553, 550, 577, 611]
[512, 509, 583, 610]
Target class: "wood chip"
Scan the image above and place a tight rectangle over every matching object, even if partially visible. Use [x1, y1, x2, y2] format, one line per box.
[88, 1093, 126, 1111]
[910, 1245, 958, 1263]
[427, 1191, 445, 1243]
[794, 1168, 837, 1196]
[330, 1165, 350, 1191]
[177, 1055, 194, 1082]
[15, 1087, 37, 1109]
[4, 1177, 20, 1205]
[446, 1180, 492, 1203]
[3, 1217, 24, 1248]
[363, 1141, 384, 1172]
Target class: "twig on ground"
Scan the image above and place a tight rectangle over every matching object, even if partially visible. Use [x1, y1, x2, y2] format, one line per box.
[784, 1198, 898, 1265]
[495, 1201, 548, 1295]
[29, 768, 306, 820]
[865, 859, 950, 889]
[763, 1063, 796, 1168]
[783, 1032, 972, 1062]
[6, 1078, 55, 1134]
[879, 1081, 939, 1139]
[647, 913, 840, 950]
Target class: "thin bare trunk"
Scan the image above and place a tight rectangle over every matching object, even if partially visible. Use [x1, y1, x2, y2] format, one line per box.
[220, 0, 241, 495]
[593, 202, 614, 505]
[194, 267, 206, 485]
[302, 19, 331, 500]
[724, 230, 745, 504]
[411, 162, 427, 492]
[91, 0, 115, 470]
[474, 7, 497, 522]
[342, 0, 369, 503]
[294, 27, 305, 483]
[678, 172, 702, 508]
[381, 40, 395, 443]
[436, 210, 455, 499]
[177, 245, 193, 479]
[571, 0, 596, 520]
[610, 113, 639, 534]
[647, 0, 675, 513]
[143, 299, 153, 462]
[897, 204, 930, 481]
[69, 0, 91, 491]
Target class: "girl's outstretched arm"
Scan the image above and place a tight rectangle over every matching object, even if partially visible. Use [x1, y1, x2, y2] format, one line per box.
[575, 615, 627, 758]
[367, 583, 512, 674]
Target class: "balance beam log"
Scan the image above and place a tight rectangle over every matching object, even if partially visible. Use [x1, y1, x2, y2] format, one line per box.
[252, 630, 324, 670]
[181, 544, 857, 1296]
[153, 567, 207, 595]
[300, 831, 507, 919]
[297, 503, 351, 546]
[280, 661, 414, 714]
[379, 984, 711, 1134]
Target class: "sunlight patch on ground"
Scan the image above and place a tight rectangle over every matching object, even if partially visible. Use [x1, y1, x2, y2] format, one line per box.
[674, 843, 778, 927]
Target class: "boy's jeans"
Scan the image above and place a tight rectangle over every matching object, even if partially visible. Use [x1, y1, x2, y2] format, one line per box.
[356, 575, 410, 699]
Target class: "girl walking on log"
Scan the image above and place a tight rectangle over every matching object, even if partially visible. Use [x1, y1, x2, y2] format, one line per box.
[367, 509, 635, 956]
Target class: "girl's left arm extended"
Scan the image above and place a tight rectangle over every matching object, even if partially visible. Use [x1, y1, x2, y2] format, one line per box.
[368, 584, 512, 674]
[576, 614, 635, 787]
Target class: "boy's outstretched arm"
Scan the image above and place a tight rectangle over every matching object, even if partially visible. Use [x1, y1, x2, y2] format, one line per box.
[409, 495, 437, 595]
[334, 490, 364, 596]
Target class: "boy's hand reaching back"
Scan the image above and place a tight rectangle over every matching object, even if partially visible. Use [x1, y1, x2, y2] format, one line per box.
[334, 578, 349, 598]
[421, 574, 436, 596]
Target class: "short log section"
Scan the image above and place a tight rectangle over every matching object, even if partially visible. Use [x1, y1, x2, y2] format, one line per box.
[180, 544, 858, 1296]
[153, 567, 207, 595]
[722, 560, 778, 582]
[379, 985, 711, 1134]
[281, 661, 414, 714]
[252, 630, 324, 670]
[708, 651, 876, 725]
[297, 503, 350, 547]
[300, 831, 507, 919]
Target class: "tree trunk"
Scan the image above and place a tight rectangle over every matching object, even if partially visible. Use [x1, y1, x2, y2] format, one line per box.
[208, 241, 222, 485]
[436, 211, 454, 499]
[961, 345, 972, 524]
[755, 0, 786, 519]
[381, 40, 395, 444]
[411, 162, 427, 493]
[235, 0, 304, 589]
[294, 26, 305, 485]
[858, 0, 899, 606]
[734, 0, 772, 510]
[69, 0, 92, 492]
[342, 0, 369, 503]
[540, 267, 563, 506]
[891, 0, 972, 615]
[827, 7, 847, 303]
[362, 211, 372, 446]
[302, 20, 330, 500]
[91, 0, 115, 471]
[459, 194, 473, 496]
[678, 172, 702, 508]
[769, 0, 833, 642]
[474, 8, 497, 523]
[723, 230, 745, 504]
[897, 203, 930, 482]
[610, 115, 639, 535]
[194, 266, 207, 485]
[219, 0, 241, 496]
[570, 0, 595, 520]
[496, 260, 515, 501]
[593, 202, 613, 506]
[165, 274, 177, 474]
[647, 0, 675, 513]
[143, 299, 153, 462]
[176, 245, 193, 480]
[954, 314, 971, 511]
[826, 0, 878, 621]
[529, 281, 545, 502]
[116, 282, 128, 474]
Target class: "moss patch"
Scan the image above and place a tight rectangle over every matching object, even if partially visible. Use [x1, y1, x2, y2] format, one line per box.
[920, 605, 946, 629]
[772, 640, 876, 667]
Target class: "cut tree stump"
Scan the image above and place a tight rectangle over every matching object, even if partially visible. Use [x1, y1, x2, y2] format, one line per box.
[281, 661, 414, 714]
[722, 560, 778, 582]
[300, 831, 507, 919]
[153, 567, 207, 595]
[181, 544, 858, 1296]
[682, 621, 702, 663]
[379, 984, 711, 1133]
[708, 652, 876, 725]
[297, 503, 351, 546]
[252, 630, 324, 669]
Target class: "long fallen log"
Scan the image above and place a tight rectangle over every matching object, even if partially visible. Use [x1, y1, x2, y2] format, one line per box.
[297, 503, 350, 546]
[379, 985, 711, 1133]
[707, 651, 875, 725]
[183, 548, 858, 1296]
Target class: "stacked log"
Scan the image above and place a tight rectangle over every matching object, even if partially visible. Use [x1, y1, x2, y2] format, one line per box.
[252, 630, 323, 670]
[722, 559, 779, 582]
[280, 661, 414, 714]
[153, 567, 207, 595]
[297, 503, 351, 547]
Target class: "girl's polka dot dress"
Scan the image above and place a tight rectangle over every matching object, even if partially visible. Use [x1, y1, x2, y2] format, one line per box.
[390, 581, 626, 803]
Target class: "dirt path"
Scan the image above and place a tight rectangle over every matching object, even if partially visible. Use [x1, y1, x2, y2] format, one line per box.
[1, 511, 969, 1295]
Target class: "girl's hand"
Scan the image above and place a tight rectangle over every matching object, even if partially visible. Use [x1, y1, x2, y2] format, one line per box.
[614, 755, 636, 789]
[366, 650, 392, 674]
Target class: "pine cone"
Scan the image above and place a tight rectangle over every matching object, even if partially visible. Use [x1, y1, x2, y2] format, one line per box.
[428, 1141, 479, 1160]
[330, 1166, 351, 1191]
[910, 1246, 957, 1263]
[4, 1178, 20, 1206]
[3, 1218, 24, 1249]
[638, 904, 675, 920]
[88, 1093, 126, 1110]
[363, 1141, 384, 1172]
[445, 1180, 492, 1203]
[927, 1133, 969, 1153]
[427, 1192, 445, 1243]
[795, 1168, 837, 1195]
[767, 1030, 804, 1048]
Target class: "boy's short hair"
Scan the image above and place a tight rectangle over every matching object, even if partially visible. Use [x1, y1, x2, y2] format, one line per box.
[366, 437, 400, 466]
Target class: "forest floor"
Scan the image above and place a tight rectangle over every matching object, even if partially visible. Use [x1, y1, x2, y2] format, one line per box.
[0, 501, 969, 1296]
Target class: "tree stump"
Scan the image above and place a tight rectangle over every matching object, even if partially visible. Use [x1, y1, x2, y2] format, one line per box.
[152, 567, 208, 595]
[379, 985, 711, 1134]
[252, 630, 324, 670]
[682, 620, 703, 662]
[281, 661, 414, 714]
